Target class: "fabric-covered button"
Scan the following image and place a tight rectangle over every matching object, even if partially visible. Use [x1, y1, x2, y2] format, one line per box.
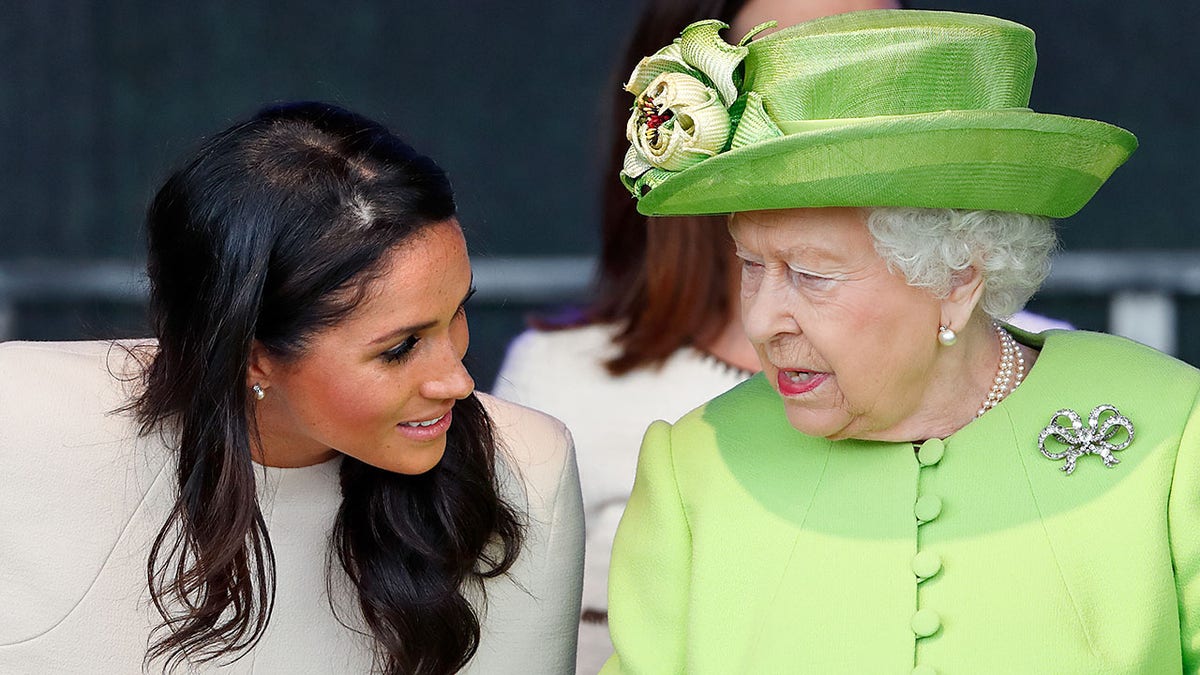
[917, 438, 945, 466]
[914, 494, 943, 522]
[912, 550, 942, 579]
[911, 608, 941, 637]
[912, 665, 938, 675]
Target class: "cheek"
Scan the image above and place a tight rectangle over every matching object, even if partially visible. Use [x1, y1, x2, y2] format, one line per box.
[817, 298, 912, 381]
[452, 314, 469, 358]
[298, 366, 404, 431]
[740, 265, 763, 296]
[841, 306, 935, 394]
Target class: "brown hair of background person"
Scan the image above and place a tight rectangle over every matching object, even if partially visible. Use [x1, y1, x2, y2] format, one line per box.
[591, 0, 749, 375]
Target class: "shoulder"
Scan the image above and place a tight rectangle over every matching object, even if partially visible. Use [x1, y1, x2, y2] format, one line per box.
[675, 372, 790, 434]
[0, 338, 147, 384]
[0, 340, 155, 454]
[494, 323, 747, 416]
[480, 391, 573, 461]
[469, 396, 583, 671]
[0, 339, 168, 500]
[0, 339, 151, 433]
[1040, 329, 1200, 394]
[491, 324, 620, 407]
[478, 392, 577, 505]
[0, 338, 167, 486]
[0, 341, 171, 645]
[645, 374, 803, 473]
[508, 323, 622, 355]
[0, 338, 150, 362]
[1030, 331, 1200, 458]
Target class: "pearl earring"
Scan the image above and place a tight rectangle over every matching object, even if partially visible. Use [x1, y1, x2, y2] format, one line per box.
[938, 325, 957, 346]
[252, 383, 266, 401]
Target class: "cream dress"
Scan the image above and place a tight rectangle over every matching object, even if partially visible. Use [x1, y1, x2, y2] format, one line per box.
[0, 340, 583, 674]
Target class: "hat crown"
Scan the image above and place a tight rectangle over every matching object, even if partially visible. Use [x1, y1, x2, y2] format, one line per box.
[621, 10, 1136, 219]
[744, 11, 1036, 122]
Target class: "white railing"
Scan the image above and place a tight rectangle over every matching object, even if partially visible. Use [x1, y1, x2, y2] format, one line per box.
[2, 252, 1199, 354]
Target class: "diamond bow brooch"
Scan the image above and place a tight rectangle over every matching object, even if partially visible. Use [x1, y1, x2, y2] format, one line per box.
[1037, 405, 1134, 475]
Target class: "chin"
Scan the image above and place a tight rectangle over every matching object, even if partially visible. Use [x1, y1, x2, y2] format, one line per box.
[364, 439, 448, 476]
[783, 403, 850, 440]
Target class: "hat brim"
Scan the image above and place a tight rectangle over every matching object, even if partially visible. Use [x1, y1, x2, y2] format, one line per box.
[635, 109, 1136, 218]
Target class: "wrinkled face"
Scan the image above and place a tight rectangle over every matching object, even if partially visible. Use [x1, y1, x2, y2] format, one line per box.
[729, 208, 944, 440]
[258, 219, 475, 473]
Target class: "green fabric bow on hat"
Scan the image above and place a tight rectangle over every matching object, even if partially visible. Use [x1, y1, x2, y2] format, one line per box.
[620, 10, 1138, 219]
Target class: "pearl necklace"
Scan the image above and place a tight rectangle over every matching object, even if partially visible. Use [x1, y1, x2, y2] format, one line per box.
[977, 322, 1026, 417]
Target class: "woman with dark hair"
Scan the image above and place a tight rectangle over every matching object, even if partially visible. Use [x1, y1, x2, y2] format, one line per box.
[0, 102, 583, 674]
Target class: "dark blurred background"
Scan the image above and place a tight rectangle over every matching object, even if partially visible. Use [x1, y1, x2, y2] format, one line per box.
[1, 0, 1197, 388]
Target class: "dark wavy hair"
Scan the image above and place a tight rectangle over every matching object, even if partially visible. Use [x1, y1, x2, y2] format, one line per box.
[130, 102, 523, 674]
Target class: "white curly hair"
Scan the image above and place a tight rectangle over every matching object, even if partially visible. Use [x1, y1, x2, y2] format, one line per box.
[865, 207, 1057, 318]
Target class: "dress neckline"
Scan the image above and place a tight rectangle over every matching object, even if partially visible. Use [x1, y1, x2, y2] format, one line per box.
[690, 346, 758, 380]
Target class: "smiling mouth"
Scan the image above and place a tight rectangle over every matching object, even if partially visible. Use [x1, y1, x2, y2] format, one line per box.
[396, 409, 454, 441]
[401, 414, 446, 428]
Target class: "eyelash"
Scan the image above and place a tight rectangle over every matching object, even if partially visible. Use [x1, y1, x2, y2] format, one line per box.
[381, 286, 476, 364]
[789, 267, 836, 289]
[788, 267, 823, 282]
[382, 335, 420, 364]
[459, 286, 477, 315]
[740, 258, 835, 290]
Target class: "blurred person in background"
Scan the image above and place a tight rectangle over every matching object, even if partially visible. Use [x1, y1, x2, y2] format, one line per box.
[0, 102, 583, 674]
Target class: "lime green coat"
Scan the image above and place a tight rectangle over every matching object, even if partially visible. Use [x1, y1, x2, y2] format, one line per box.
[602, 330, 1200, 674]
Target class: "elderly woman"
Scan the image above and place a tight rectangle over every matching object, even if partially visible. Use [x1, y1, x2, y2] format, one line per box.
[603, 10, 1200, 675]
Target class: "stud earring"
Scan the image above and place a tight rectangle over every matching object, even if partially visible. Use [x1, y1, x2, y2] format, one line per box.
[252, 383, 266, 401]
[938, 325, 957, 346]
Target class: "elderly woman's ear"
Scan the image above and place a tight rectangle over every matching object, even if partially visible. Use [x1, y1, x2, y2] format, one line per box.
[938, 265, 985, 334]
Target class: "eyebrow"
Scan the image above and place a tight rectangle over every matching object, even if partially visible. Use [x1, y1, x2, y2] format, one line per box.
[368, 281, 475, 346]
[734, 240, 841, 265]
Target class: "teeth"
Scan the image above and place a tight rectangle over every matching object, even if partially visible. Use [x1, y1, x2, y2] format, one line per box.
[403, 415, 444, 428]
[784, 370, 814, 383]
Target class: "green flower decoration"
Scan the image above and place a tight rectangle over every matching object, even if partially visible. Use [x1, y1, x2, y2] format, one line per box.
[626, 72, 728, 173]
[621, 19, 779, 196]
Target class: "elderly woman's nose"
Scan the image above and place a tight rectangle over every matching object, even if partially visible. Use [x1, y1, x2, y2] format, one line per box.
[741, 278, 796, 341]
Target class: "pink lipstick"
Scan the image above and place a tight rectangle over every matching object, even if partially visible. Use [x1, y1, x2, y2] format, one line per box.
[777, 369, 829, 396]
[396, 408, 453, 441]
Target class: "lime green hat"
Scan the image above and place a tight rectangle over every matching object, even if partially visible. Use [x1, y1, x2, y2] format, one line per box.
[620, 10, 1136, 218]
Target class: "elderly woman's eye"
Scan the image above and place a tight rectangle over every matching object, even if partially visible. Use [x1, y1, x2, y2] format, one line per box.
[788, 267, 835, 289]
[739, 258, 764, 283]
